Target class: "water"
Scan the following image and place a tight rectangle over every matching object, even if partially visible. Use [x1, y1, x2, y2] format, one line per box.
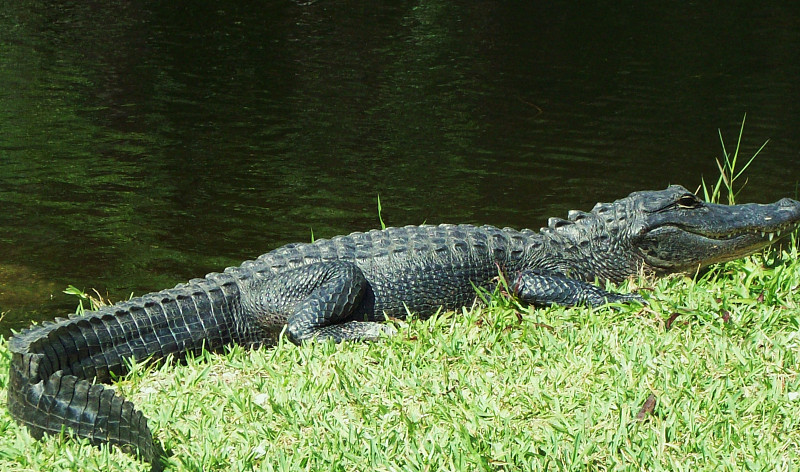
[1, 1, 799, 336]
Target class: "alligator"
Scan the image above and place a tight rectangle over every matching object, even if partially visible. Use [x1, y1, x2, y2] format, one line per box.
[7, 185, 800, 470]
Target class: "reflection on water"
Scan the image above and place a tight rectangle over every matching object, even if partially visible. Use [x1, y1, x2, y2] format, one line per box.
[1, 1, 799, 334]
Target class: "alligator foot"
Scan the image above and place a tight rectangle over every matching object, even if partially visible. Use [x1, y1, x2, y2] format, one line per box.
[513, 270, 646, 308]
[309, 321, 397, 343]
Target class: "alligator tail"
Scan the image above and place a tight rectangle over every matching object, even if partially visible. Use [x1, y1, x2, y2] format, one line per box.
[6, 272, 256, 471]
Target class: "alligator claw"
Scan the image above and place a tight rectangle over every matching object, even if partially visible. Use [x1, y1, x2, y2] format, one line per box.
[611, 292, 648, 305]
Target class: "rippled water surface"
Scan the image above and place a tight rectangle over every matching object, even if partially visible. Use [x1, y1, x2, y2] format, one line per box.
[1, 1, 799, 334]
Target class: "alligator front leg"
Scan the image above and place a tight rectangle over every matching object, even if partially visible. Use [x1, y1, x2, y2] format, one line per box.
[512, 270, 644, 307]
[251, 261, 391, 344]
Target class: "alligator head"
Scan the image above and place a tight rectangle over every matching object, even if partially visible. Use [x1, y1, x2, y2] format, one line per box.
[543, 185, 800, 282]
[629, 185, 800, 274]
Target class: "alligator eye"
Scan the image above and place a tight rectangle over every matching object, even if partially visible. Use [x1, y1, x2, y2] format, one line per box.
[677, 194, 700, 208]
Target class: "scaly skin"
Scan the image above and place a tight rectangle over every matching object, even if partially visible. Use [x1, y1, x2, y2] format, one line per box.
[7, 185, 800, 470]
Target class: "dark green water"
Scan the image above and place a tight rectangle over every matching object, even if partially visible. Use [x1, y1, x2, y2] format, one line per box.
[1, 1, 799, 335]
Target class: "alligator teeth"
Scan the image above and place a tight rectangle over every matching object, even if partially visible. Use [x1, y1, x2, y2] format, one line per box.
[761, 231, 766, 238]
[769, 233, 774, 242]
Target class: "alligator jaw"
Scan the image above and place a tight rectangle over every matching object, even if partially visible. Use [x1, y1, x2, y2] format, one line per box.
[673, 218, 800, 247]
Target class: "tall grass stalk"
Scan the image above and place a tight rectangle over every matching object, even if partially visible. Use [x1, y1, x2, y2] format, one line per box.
[701, 113, 769, 205]
[377, 194, 386, 230]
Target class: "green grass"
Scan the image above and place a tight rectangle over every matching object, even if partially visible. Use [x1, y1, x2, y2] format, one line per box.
[1, 242, 799, 472]
[701, 113, 769, 205]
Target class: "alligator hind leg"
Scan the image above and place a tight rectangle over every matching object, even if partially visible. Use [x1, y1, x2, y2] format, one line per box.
[250, 261, 390, 344]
